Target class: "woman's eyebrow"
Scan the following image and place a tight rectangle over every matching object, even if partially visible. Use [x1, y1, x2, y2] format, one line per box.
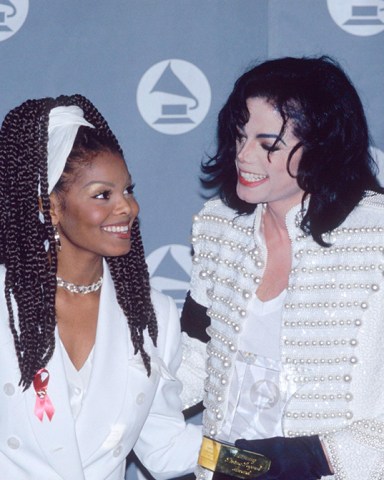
[83, 180, 115, 188]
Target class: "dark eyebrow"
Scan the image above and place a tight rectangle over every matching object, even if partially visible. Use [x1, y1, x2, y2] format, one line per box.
[83, 180, 115, 188]
[82, 177, 132, 189]
[256, 133, 287, 146]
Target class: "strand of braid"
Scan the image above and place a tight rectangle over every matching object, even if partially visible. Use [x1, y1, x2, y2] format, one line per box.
[0, 98, 58, 389]
[107, 220, 158, 376]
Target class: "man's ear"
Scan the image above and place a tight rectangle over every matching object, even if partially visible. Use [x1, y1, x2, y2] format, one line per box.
[48, 193, 61, 225]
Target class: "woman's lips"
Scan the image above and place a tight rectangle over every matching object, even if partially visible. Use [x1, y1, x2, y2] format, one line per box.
[101, 224, 131, 238]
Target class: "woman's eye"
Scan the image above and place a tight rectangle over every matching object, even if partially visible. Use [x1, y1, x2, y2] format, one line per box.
[125, 183, 135, 195]
[94, 190, 111, 200]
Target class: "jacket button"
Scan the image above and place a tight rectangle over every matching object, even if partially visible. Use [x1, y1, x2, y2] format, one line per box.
[113, 445, 122, 457]
[7, 437, 20, 449]
[3, 383, 15, 396]
[136, 393, 145, 405]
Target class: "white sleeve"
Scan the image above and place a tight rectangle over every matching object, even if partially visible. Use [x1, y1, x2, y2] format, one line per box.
[133, 292, 202, 480]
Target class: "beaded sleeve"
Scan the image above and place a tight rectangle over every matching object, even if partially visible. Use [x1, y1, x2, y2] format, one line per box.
[177, 332, 206, 411]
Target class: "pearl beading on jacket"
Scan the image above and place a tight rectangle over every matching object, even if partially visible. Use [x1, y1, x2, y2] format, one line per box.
[189, 197, 384, 452]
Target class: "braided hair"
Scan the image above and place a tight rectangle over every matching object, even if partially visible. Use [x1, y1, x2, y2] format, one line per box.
[0, 94, 157, 389]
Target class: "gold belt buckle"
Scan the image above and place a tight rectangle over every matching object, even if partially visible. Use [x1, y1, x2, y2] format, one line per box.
[198, 436, 271, 479]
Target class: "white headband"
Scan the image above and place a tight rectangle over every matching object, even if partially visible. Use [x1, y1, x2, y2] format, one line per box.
[46, 105, 95, 193]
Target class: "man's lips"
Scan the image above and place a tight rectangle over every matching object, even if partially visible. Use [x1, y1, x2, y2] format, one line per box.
[238, 170, 268, 186]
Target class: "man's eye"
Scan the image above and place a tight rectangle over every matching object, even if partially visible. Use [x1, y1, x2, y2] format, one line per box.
[236, 134, 246, 143]
[236, 137, 247, 150]
[261, 144, 280, 153]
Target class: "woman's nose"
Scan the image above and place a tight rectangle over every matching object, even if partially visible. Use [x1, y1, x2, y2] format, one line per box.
[114, 195, 139, 217]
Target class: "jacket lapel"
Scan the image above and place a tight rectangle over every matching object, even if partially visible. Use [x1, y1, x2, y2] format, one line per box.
[74, 262, 132, 463]
[24, 329, 85, 480]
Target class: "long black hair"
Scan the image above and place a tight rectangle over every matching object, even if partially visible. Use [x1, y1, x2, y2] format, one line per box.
[202, 56, 382, 245]
[0, 94, 157, 389]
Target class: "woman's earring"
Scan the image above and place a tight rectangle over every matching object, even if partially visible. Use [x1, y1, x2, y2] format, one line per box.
[53, 225, 61, 252]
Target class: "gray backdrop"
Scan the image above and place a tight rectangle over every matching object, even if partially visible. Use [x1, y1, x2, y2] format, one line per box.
[1, 1, 383, 478]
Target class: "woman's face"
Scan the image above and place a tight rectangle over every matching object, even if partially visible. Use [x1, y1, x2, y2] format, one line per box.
[51, 151, 139, 259]
[235, 97, 304, 215]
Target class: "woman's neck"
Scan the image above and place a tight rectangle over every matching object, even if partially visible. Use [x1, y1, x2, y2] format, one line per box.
[56, 252, 103, 285]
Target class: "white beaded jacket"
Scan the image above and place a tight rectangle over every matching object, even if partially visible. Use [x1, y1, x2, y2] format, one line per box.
[189, 194, 384, 480]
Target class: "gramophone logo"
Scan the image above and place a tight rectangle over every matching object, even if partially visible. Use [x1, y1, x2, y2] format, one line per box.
[0, 0, 28, 42]
[327, 0, 384, 35]
[137, 59, 211, 135]
[146, 244, 192, 312]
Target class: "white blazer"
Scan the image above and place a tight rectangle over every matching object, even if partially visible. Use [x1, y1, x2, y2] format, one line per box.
[0, 262, 201, 480]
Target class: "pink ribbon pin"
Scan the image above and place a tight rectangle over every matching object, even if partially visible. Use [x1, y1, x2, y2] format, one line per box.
[33, 368, 55, 421]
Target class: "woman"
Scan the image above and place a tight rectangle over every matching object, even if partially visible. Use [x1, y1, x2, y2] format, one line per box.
[0, 95, 201, 479]
[182, 56, 384, 479]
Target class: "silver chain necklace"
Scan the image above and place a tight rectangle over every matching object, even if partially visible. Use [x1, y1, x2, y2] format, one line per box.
[56, 275, 103, 295]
